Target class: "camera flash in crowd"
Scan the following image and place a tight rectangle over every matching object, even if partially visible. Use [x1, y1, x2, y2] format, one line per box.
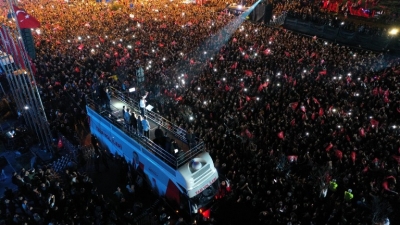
[163, 58, 166, 61]
[341, 22, 345, 25]
[67, 40, 71, 43]
[269, 41, 272, 44]
[87, 36, 90, 39]
[91, 49, 95, 53]
[369, 116, 373, 119]
[78, 36, 81, 40]
[35, 29, 41, 35]
[333, 76, 337, 80]
[96, 45, 99, 48]
[112, 41, 115, 44]
[210, 57, 213, 60]
[204, 51, 207, 55]
[222, 78, 226, 81]
[305, 132, 309, 136]
[129, 14, 134, 18]
[347, 73, 351, 76]
[127, 45, 132, 49]
[197, 87, 201, 91]
[393, 125, 397, 129]
[214, 69, 217, 72]
[277, 83, 281, 87]
[332, 108, 337, 112]
[181, 80, 185, 84]
[137, 23, 141, 27]
[189, 116, 194, 121]
[337, 125, 341, 129]
[244, 88, 247, 92]
[324, 41, 328, 45]
[303, 70, 307, 73]
[256, 97, 260, 101]
[176, 85, 179, 88]
[203, 101, 207, 105]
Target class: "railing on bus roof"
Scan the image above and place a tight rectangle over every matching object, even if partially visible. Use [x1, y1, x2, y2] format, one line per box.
[86, 93, 205, 169]
[109, 87, 190, 143]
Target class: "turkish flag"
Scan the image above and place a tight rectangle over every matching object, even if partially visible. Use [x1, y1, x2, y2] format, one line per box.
[359, 128, 365, 137]
[325, 143, 333, 152]
[351, 152, 356, 163]
[335, 150, 343, 160]
[244, 70, 253, 77]
[13, 5, 41, 29]
[78, 44, 84, 50]
[370, 118, 379, 127]
[230, 62, 238, 69]
[291, 102, 298, 110]
[319, 108, 324, 116]
[278, 131, 284, 139]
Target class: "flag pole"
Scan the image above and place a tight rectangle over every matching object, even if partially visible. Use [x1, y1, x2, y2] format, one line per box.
[2, 0, 54, 153]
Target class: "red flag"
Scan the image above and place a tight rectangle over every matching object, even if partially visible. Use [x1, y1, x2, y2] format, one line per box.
[370, 118, 379, 127]
[312, 97, 320, 105]
[244, 70, 253, 76]
[359, 128, 365, 137]
[74, 67, 80, 73]
[159, 43, 164, 47]
[245, 96, 251, 102]
[326, 143, 333, 152]
[284, 51, 290, 57]
[319, 108, 324, 117]
[233, 38, 237, 42]
[335, 150, 343, 160]
[318, 70, 327, 75]
[263, 48, 271, 55]
[278, 131, 284, 139]
[13, 5, 41, 29]
[287, 155, 298, 163]
[291, 102, 298, 110]
[99, 36, 105, 43]
[351, 152, 356, 163]
[290, 119, 295, 126]
[78, 44, 84, 50]
[57, 138, 63, 149]
[230, 62, 238, 69]
[297, 58, 304, 63]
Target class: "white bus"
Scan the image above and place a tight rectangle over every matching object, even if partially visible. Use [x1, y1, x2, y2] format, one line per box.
[86, 92, 219, 217]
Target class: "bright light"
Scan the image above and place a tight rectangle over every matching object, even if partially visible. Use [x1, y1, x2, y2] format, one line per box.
[67, 40, 70, 43]
[35, 28, 41, 35]
[129, 87, 136, 93]
[87, 36, 90, 39]
[127, 45, 132, 49]
[163, 58, 166, 61]
[176, 85, 179, 88]
[324, 41, 328, 45]
[244, 88, 247, 92]
[277, 83, 280, 86]
[78, 36, 81, 40]
[181, 80, 185, 84]
[256, 97, 259, 101]
[137, 23, 141, 27]
[222, 78, 226, 81]
[347, 73, 351, 76]
[332, 109, 337, 112]
[393, 125, 397, 129]
[24, 105, 29, 110]
[203, 101, 207, 105]
[197, 87, 201, 91]
[91, 49, 95, 53]
[119, 39, 123, 42]
[129, 14, 134, 18]
[389, 28, 399, 36]
[96, 45, 99, 48]
[204, 51, 207, 55]
[189, 116, 193, 121]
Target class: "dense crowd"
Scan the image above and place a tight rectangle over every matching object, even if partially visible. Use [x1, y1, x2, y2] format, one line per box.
[272, 0, 387, 35]
[1, 0, 400, 224]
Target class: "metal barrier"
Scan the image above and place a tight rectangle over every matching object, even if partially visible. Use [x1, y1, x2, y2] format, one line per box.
[268, 11, 287, 27]
[283, 16, 391, 51]
[86, 95, 205, 169]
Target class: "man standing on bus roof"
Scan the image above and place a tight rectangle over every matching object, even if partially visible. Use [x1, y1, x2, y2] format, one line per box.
[142, 116, 150, 138]
[139, 91, 149, 117]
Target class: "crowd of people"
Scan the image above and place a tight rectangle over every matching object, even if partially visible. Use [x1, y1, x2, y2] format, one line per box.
[0, 0, 399, 224]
